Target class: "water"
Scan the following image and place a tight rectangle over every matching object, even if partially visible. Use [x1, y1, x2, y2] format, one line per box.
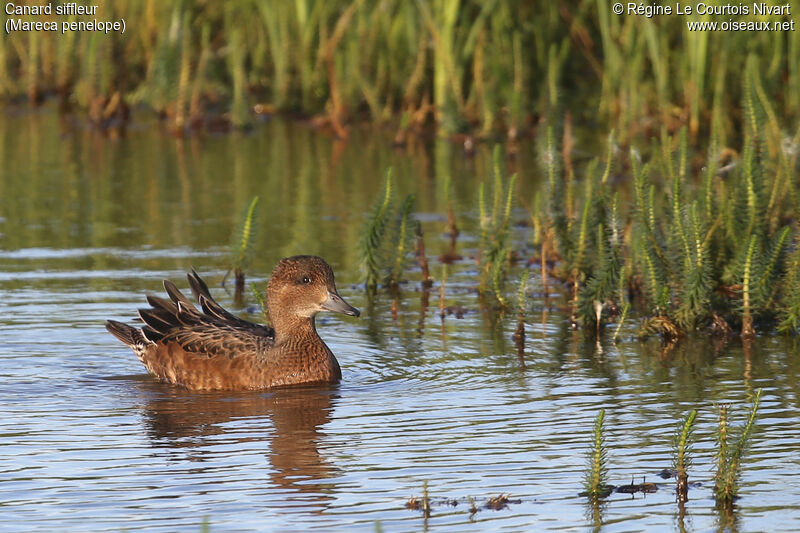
[1, 109, 799, 532]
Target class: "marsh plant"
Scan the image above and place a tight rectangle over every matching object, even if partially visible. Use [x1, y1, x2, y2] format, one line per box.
[359, 169, 417, 294]
[714, 389, 763, 508]
[4, 2, 796, 140]
[226, 196, 259, 305]
[540, 128, 624, 332]
[478, 145, 518, 307]
[584, 409, 612, 501]
[673, 409, 698, 503]
[535, 67, 800, 339]
[513, 270, 530, 351]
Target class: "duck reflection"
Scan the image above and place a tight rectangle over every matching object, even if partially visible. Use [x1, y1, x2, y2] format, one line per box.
[134, 380, 340, 505]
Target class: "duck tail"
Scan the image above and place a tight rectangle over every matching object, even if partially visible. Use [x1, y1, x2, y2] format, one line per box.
[105, 320, 151, 348]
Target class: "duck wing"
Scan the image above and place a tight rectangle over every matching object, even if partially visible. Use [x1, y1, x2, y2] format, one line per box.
[186, 269, 273, 337]
[139, 273, 274, 357]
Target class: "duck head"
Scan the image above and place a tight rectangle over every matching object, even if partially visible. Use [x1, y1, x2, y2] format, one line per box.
[266, 255, 360, 324]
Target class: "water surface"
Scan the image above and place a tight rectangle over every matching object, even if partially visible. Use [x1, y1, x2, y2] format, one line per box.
[1, 109, 799, 532]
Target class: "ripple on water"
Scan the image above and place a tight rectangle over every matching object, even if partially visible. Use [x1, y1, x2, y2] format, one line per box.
[2, 256, 800, 532]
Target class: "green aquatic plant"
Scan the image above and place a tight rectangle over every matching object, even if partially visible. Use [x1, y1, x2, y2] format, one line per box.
[632, 156, 670, 317]
[359, 169, 418, 292]
[674, 202, 712, 331]
[577, 193, 623, 335]
[227, 196, 260, 304]
[386, 194, 416, 288]
[778, 236, 800, 334]
[516, 271, 529, 319]
[526, 99, 800, 339]
[568, 132, 623, 334]
[478, 146, 517, 307]
[543, 126, 570, 262]
[0, 0, 794, 138]
[740, 234, 760, 338]
[621, 115, 797, 340]
[673, 409, 698, 503]
[584, 409, 612, 501]
[360, 170, 394, 292]
[714, 389, 763, 507]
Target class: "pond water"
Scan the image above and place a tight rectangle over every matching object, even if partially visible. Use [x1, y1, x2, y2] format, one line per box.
[1, 109, 799, 532]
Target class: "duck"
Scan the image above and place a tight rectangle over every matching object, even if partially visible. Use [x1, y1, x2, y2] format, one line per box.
[105, 255, 359, 391]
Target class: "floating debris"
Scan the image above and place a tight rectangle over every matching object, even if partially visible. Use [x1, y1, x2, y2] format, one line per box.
[657, 468, 677, 479]
[468, 496, 478, 517]
[485, 494, 521, 510]
[404, 493, 522, 514]
[616, 476, 658, 494]
[443, 305, 467, 319]
[405, 497, 421, 511]
[405, 481, 431, 517]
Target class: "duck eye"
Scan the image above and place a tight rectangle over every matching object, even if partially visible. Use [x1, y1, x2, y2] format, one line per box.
[301, 276, 312, 284]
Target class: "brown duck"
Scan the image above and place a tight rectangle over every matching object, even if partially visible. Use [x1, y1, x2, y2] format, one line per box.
[106, 255, 359, 390]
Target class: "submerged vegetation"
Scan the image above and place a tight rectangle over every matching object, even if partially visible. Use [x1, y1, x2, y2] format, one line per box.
[0, 2, 796, 139]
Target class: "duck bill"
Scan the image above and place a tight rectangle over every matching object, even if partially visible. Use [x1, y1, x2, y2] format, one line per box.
[321, 290, 360, 317]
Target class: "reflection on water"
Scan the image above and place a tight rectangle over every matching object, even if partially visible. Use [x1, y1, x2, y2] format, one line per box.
[0, 104, 543, 272]
[0, 108, 799, 532]
[138, 383, 340, 508]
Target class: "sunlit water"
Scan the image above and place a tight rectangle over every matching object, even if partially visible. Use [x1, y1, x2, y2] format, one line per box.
[1, 109, 799, 532]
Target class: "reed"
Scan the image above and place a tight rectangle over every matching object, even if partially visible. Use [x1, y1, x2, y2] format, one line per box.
[1, 1, 792, 137]
[226, 26, 251, 129]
